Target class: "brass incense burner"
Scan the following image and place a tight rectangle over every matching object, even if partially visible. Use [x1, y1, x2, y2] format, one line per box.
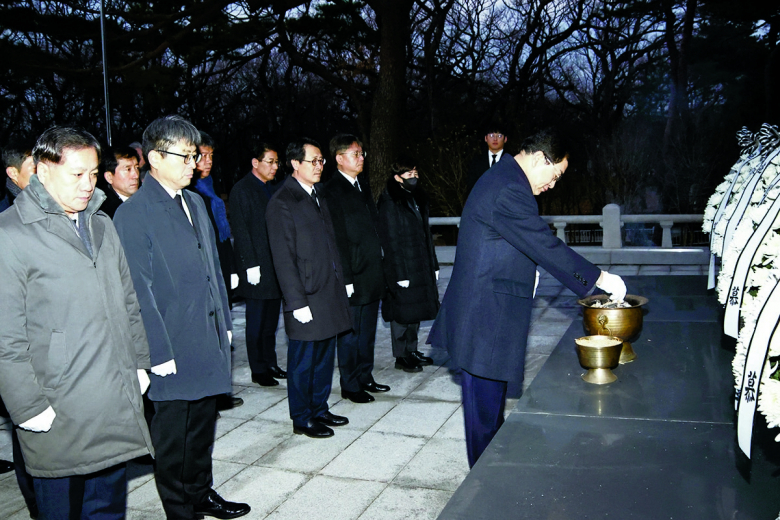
[574, 335, 624, 384]
[577, 294, 649, 364]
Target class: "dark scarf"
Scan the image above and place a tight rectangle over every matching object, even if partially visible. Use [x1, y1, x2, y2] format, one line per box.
[194, 176, 231, 242]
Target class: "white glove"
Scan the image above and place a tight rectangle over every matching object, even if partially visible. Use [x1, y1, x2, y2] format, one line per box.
[533, 270, 540, 298]
[151, 359, 177, 377]
[346, 284, 354, 297]
[230, 273, 239, 289]
[596, 271, 627, 302]
[397, 280, 410, 288]
[435, 270, 439, 281]
[293, 306, 313, 323]
[137, 369, 150, 394]
[19, 406, 56, 433]
[247, 266, 261, 285]
[227, 330, 233, 344]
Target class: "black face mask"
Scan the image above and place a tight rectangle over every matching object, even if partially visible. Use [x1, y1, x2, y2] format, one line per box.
[402, 176, 418, 191]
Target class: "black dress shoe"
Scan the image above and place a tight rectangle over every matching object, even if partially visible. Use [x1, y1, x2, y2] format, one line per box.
[269, 366, 287, 379]
[314, 411, 349, 427]
[395, 356, 423, 372]
[193, 491, 250, 519]
[341, 389, 375, 403]
[0, 459, 13, 474]
[251, 372, 279, 386]
[361, 381, 390, 393]
[293, 420, 334, 438]
[410, 350, 433, 366]
[216, 395, 244, 411]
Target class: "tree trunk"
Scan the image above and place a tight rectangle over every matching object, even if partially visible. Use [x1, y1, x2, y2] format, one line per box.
[662, 0, 696, 159]
[365, 0, 413, 199]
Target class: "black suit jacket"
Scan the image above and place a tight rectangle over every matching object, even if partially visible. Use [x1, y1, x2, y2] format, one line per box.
[321, 172, 385, 306]
[229, 172, 281, 300]
[465, 150, 503, 196]
[99, 185, 123, 218]
[266, 177, 351, 341]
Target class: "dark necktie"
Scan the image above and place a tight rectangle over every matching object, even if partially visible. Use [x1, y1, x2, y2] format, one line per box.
[491, 154, 497, 166]
[311, 189, 321, 212]
[73, 214, 93, 257]
[174, 193, 193, 226]
[355, 180, 362, 192]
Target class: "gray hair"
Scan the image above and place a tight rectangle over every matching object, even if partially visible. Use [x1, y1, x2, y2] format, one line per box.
[142, 115, 201, 160]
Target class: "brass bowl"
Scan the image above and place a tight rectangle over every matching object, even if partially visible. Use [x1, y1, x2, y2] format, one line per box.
[577, 294, 649, 364]
[575, 335, 624, 384]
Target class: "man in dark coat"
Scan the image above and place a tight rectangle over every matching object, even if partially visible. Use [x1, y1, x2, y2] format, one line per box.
[464, 126, 509, 197]
[99, 145, 140, 218]
[322, 134, 390, 404]
[428, 129, 627, 468]
[0, 127, 153, 517]
[378, 160, 440, 372]
[229, 142, 286, 387]
[114, 116, 250, 519]
[266, 138, 352, 439]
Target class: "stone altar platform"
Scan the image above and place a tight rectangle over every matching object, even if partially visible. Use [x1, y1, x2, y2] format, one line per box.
[439, 276, 780, 520]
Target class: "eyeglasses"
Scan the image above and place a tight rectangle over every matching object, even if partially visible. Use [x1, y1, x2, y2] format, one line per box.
[487, 133, 504, 139]
[156, 150, 202, 164]
[261, 159, 280, 165]
[300, 158, 326, 167]
[542, 153, 563, 182]
[339, 151, 367, 159]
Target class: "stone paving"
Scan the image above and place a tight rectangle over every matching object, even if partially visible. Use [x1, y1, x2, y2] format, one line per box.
[0, 264, 706, 519]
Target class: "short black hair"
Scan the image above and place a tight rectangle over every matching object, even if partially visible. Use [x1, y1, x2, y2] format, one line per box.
[104, 146, 140, 174]
[252, 142, 277, 160]
[2, 141, 33, 170]
[329, 134, 362, 158]
[389, 156, 417, 178]
[199, 131, 216, 150]
[33, 126, 102, 165]
[286, 138, 321, 166]
[518, 128, 569, 164]
[142, 115, 200, 160]
[485, 124, 507, 137]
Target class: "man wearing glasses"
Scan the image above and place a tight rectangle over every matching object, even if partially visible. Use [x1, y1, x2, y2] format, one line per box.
[229, 142, 287, 387]
[266, 138, 352, 438]
[465, 126, 509, 196]
[429, 129, 627, 468]
[322, 134, 390, 404]
[114, 115, 250, 519]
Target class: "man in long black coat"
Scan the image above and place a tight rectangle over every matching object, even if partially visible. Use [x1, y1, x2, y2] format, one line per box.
[229, 142, 286, 387]
[114, 115, 250, 519]
[322, 134, 389, 404]
[428, 129, 627, 468]
[464, 126, 509, 196]
[266, 138, 352, 439]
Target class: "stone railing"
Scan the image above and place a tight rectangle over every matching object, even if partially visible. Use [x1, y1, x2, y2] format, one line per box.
[430, 204, 703, 248]
[430, 204, 708, 265]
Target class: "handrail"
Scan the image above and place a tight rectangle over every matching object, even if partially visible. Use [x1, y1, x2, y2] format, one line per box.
[429, 205, 704, 248]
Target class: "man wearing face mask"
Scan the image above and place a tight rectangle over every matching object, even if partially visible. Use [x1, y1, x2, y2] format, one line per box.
[377, 159, 440, 373]
[428, 129, 627, 468]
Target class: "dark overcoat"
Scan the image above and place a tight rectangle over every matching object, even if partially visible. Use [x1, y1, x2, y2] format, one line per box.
[321, 172, 385, 306]
[377, 178, 440, 324]
[99, 185, 123, 218]
[266, 177, 351, 341]
[114, 174, 233, 401]
[0, 177, 153, 478]
[427, 155, 601, 382]
[228, 172, 281, 300]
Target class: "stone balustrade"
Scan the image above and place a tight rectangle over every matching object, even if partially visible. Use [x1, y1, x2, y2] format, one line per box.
[429, 204, 708, 265]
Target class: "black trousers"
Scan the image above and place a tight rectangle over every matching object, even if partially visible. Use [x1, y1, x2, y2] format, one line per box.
[390, 321, 420, 358]
[337, 300, 380, 392]
[151, 397, 217, 520]
[245, 297, 282, 375]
